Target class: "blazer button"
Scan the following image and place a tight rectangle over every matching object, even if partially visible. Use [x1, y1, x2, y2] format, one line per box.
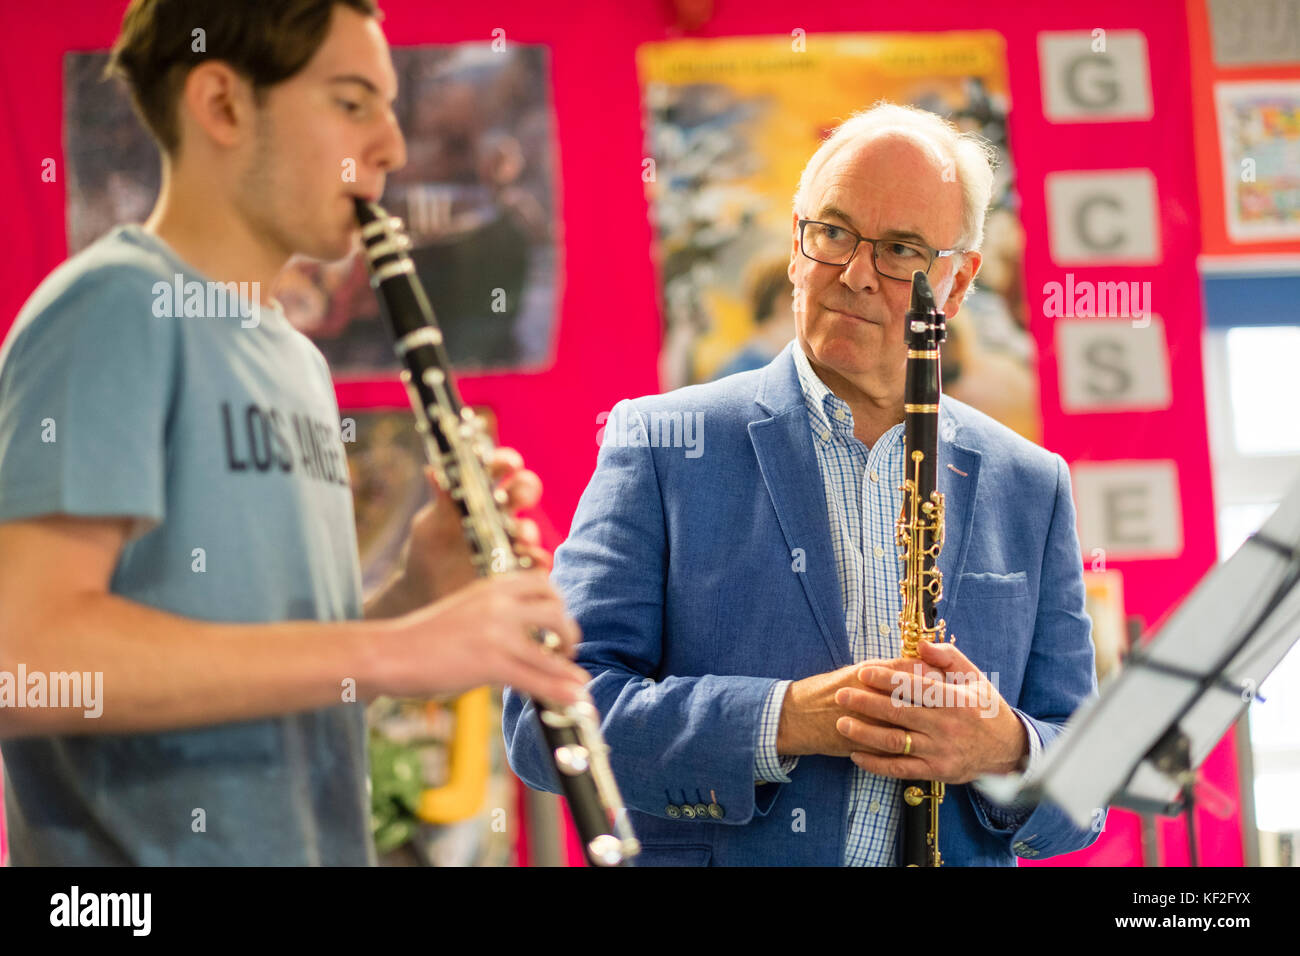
[666, 805, 681, 819]
[708, 803, 724, 820]
[681, 804, 697, 819]
[693, 803, 709, 819]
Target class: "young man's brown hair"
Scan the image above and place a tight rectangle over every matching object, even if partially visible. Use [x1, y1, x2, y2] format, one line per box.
[104, 0, 381, 156]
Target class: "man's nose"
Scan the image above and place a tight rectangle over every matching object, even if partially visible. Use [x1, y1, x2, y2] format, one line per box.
[839, 242, 880, 293]
[373, 112, 408, 175]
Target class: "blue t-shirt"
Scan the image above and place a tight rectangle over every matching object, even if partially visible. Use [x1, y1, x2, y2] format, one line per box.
[0, 225, 373, 865]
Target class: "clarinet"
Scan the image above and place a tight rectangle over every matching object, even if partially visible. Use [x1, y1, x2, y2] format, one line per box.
[895, 270, 949, 867]
[354, 198, 640, 867]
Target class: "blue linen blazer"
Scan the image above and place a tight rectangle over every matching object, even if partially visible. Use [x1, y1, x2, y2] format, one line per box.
[503, 344, 1103, 866]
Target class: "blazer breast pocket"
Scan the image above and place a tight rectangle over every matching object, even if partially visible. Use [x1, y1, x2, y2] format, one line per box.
[957, 570, 1028, 601]
[951, 571, 1033, 686]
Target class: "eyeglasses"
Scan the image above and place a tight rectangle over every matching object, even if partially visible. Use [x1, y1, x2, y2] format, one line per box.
[797, 219, 960, 281]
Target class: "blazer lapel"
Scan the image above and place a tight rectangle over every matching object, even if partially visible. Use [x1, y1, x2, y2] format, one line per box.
[748, 347, 852, 669]
[934, 401, 981, 614]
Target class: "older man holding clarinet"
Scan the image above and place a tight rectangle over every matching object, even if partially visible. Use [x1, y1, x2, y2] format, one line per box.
[504, 101, 1105, 866]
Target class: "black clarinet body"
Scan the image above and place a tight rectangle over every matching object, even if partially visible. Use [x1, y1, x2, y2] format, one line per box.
[896, 271, 949, 867]
[354, 198, 640, 867]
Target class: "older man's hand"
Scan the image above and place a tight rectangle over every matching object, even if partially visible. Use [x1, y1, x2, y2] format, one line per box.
[776, 662, 894, 757]
[832, 640, 1028, 783]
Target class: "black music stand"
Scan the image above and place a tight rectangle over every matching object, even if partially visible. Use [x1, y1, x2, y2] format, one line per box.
[976, 477, 1300, 866]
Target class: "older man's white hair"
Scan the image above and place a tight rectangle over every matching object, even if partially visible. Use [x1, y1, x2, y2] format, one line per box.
[793, 102, 999, 253]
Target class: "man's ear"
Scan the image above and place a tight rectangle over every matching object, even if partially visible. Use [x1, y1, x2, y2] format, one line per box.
[176, 60, 258, 152]
[942, 250, 982, 317]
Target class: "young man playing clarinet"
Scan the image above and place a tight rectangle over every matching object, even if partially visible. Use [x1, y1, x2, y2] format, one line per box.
[0, 0, 588, 865]
[504, 103, 1107, 866]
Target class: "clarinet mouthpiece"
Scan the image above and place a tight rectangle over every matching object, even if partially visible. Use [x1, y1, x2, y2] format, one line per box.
[909, 270, 937, 316]
[353, 196, 381, 225]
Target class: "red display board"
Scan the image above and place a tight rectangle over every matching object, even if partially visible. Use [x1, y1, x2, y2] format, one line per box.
[0, 0, 1233, 867]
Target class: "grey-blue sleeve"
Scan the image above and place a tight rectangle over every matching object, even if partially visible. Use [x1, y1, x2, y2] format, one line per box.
[0, 266, 176, 536]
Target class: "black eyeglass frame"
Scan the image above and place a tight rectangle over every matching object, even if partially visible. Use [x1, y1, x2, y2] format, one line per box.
[796, 219, 961, 280]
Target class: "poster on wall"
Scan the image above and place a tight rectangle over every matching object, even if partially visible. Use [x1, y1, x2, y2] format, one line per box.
[1188, 0, 1300, 258]
[63, 45, 562, 374]
[1213, 81, 1300, 243]
[636, 32, 1039, 440]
